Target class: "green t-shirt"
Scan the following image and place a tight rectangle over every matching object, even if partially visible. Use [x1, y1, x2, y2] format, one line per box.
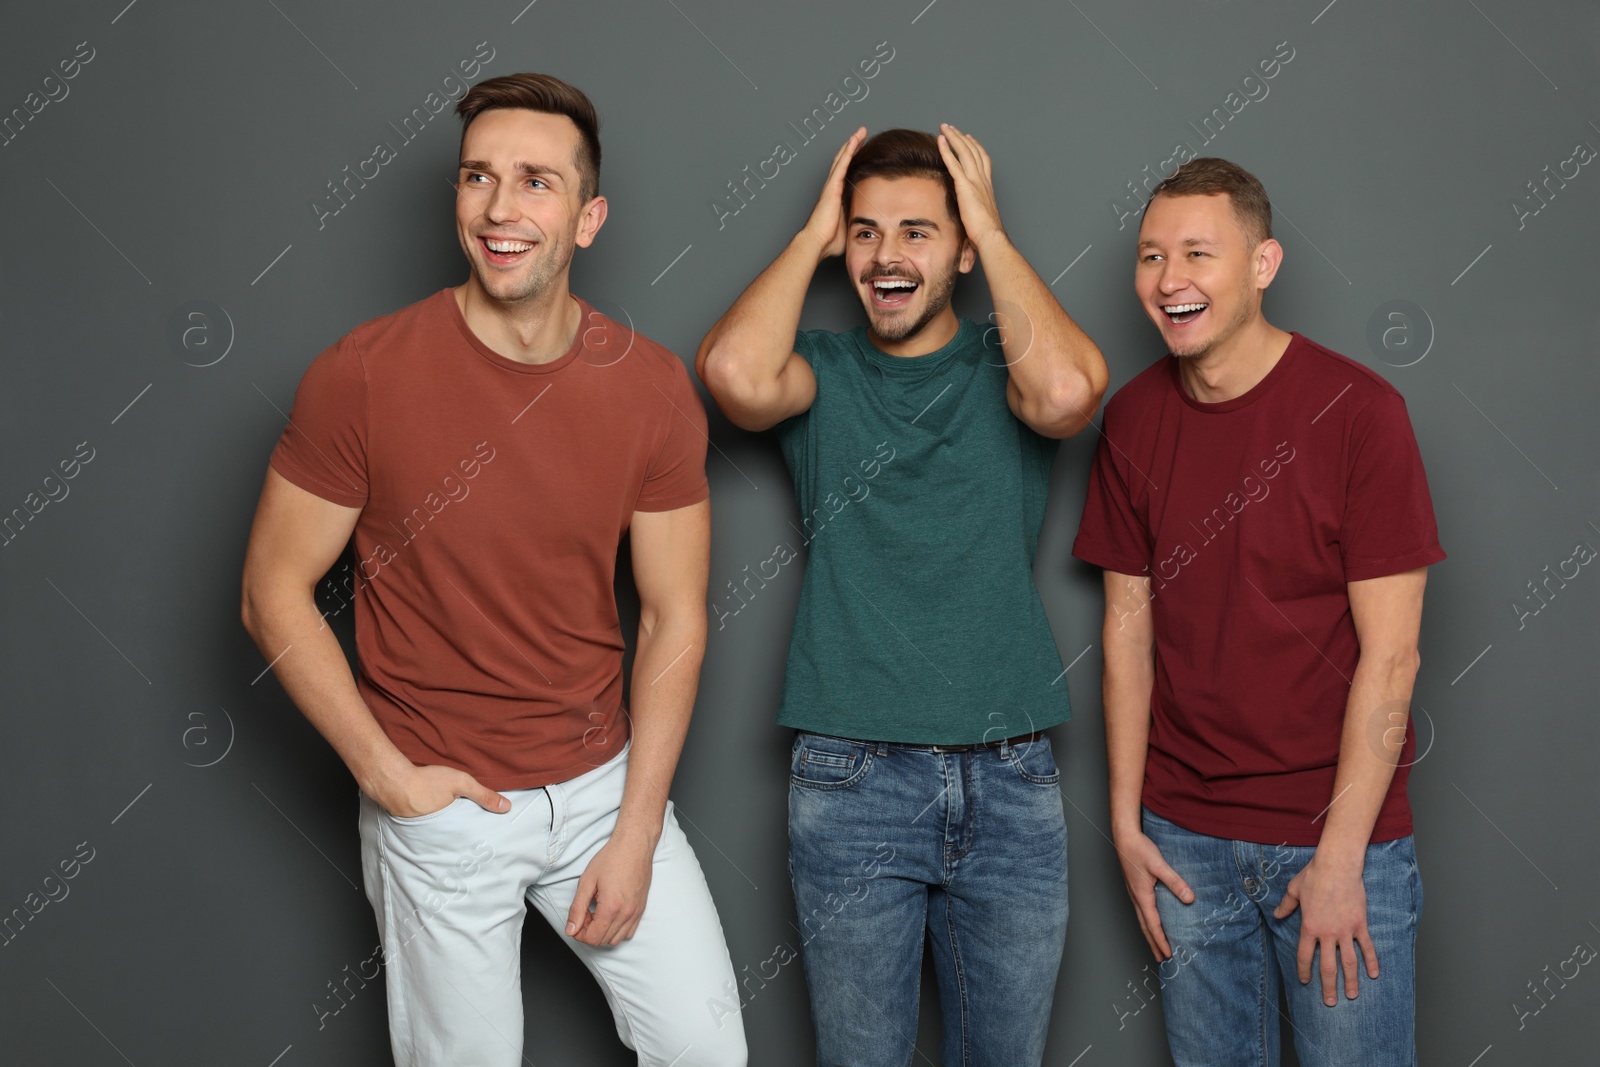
[773, 317, 1070, 744]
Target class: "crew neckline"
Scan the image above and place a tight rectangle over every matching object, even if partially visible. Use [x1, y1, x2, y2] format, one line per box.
[1168, 332, 1304, 413]
[854, 317, 975, 376]
[444, 287, 590, 375]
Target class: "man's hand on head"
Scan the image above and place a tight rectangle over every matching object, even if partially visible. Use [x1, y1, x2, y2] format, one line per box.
[935, 123, 1005, 248]
[800, 126, 868, 261]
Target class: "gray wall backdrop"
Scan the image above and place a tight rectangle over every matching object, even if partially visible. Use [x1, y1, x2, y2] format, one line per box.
[2, 0, 1595, 1064]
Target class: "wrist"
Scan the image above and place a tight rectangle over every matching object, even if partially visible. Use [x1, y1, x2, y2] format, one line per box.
[791, 228, 833, 264]
[1310, 839, 1367, 876]
[355, 748, 416, 802]
[968, 226, 1010, 255]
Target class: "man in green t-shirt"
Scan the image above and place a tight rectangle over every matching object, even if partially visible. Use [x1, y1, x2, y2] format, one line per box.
[697, 126, 1108, 1066]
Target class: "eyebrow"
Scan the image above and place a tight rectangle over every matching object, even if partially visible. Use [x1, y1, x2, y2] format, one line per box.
[1137, 236, 1218, 250]
[850, 216, 943, 230]
[458, 160, 565, 180]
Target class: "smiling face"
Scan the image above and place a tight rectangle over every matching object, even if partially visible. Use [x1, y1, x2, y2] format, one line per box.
[1135, 192, 1279, 359]
[455, 108, 603, 306]
[844, 175, 974, 349]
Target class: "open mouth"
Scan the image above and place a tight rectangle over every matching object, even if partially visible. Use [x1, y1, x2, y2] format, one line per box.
[1162, 302, 1207, 326]
[869, 278, 919, 310]
[480, 236, 535, 266]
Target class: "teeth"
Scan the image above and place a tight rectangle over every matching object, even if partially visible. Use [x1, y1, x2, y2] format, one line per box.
[872, 280, 916, 290]
[486, 239, 533, 253]
[1163, 303, 1207, 313]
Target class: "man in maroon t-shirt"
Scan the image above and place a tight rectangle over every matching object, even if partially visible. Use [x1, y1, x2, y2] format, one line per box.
[1073, 158, 1442, 1066]
[240, 74, 744, 1066]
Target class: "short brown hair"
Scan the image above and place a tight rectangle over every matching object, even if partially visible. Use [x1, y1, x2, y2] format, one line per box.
[1151, 157, 1272, 246]
[843, 129, 962, 234]
[456, 73, 601, 201]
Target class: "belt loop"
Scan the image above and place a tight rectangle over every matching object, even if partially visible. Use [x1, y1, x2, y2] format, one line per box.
[998, 736, 1012, 758]
[875, 741, 889, 757]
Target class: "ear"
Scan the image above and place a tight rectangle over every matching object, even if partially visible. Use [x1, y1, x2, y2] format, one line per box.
[958, 237, 977, 274]
[1253, 237, 1283, 291]
[574, 195, 608, 249]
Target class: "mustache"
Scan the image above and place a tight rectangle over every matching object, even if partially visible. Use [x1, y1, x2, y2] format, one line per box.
[859, 268, 924, 285]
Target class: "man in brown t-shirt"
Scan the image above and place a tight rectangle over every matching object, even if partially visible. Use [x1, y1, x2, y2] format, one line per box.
[241, 73, 745, 1067]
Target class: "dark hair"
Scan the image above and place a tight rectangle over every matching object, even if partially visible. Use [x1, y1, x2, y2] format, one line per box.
[1150, 157, 1272, 246]
[843, 129, 961, 234]
[455, 73, 601, 201]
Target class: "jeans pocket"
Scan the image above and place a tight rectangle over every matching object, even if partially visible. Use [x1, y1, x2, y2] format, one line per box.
[1007, 735, 1060, 786]
[385, 796, 467, 825]
[790, 734, 873, 790]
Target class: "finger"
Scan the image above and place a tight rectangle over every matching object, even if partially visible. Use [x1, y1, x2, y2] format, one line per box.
[1341, 937, 1361, 1001]
[1135, 893, 1172, 960]
[1295, 930, 1315, 984]
[942, 124, 988, 180]
[1357, 929, 1381, 980]
[1273, 888, 1300, 920]
[827, 127, 867, 181]
[565, 875, 597, 938]
[1319, 938, 1339, 1006]
[609, 908, 642, 946]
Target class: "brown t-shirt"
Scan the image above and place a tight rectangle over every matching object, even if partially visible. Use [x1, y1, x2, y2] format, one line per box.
[269, 288, 709, 789]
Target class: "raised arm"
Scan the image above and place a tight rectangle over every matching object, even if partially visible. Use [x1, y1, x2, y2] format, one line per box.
[936, 124, 1108, 438]
[1103, 570, 1194, 960]
[240, 469, 508, 817]
[1273, 566, 1428, 1006]
[695, 128, 866, 432]
[564, 498, 711, 947]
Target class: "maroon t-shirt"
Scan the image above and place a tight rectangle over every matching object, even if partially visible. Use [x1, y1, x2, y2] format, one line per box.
[269, 288, 709, 790]
[1073, 334, 1444, 845]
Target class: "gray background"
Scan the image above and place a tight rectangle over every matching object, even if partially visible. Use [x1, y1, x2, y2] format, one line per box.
[1, 0, 1595, 1064]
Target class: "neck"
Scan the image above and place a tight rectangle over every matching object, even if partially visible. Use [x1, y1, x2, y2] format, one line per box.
[868, 307, 961, 358]
[1175, 316, 1294, 403]
[454, 277, 580, 365]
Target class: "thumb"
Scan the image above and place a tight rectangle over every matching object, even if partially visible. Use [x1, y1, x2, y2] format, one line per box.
[459, 773, 509, 814]
[566, 873, 597, 937]
[1273, 886, 1300, 920]
[1155, 862, 1195, 905]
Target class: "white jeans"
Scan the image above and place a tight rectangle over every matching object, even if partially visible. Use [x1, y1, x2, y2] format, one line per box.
[358, 745, 747, 1066]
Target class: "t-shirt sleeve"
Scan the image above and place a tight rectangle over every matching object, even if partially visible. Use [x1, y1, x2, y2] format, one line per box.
[268, 335, 369, 508]
[1340, 391, 1445, 581]
[635, 357, 711, 512]
[1071, 407, 1153, 575]
[773, 329, 819, 484]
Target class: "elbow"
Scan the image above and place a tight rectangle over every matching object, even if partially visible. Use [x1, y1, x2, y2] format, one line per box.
[699, 351, 779, 432]
[1031, 374, 1105, 439]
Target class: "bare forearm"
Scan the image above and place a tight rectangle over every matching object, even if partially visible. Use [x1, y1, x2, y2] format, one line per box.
[1104, 641, 1157, 836]
[697, 230, 824, 420]
[613, 606, 707, 843]
[1316, 650, 1422, 868]
[242, 585, 409, 796]
[975, 231, 1107, 436]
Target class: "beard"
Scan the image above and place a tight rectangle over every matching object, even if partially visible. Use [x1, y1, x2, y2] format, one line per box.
[1165, 283, 1255, 360]
[863, 257, 960, 343]
[467, 228, 573, 306]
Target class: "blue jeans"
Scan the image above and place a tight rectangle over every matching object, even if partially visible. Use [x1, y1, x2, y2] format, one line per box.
[787, 731, 1069, 1067]
[1143, 809, 1422, 1067]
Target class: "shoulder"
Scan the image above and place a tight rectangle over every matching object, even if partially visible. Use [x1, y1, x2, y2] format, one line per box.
[341, 288, 454, 358]
[1288, 334, 1406, 412]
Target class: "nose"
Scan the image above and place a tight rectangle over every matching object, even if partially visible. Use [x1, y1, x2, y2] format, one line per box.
[872, 233, 902, 268]
[485, 178, 519, 224]
[1156, 257, 1190, 295]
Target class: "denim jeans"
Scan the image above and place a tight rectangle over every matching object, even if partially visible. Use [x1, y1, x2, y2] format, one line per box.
[787, 731, 1069, 1067]
[1143, 809, 1422, 1067]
